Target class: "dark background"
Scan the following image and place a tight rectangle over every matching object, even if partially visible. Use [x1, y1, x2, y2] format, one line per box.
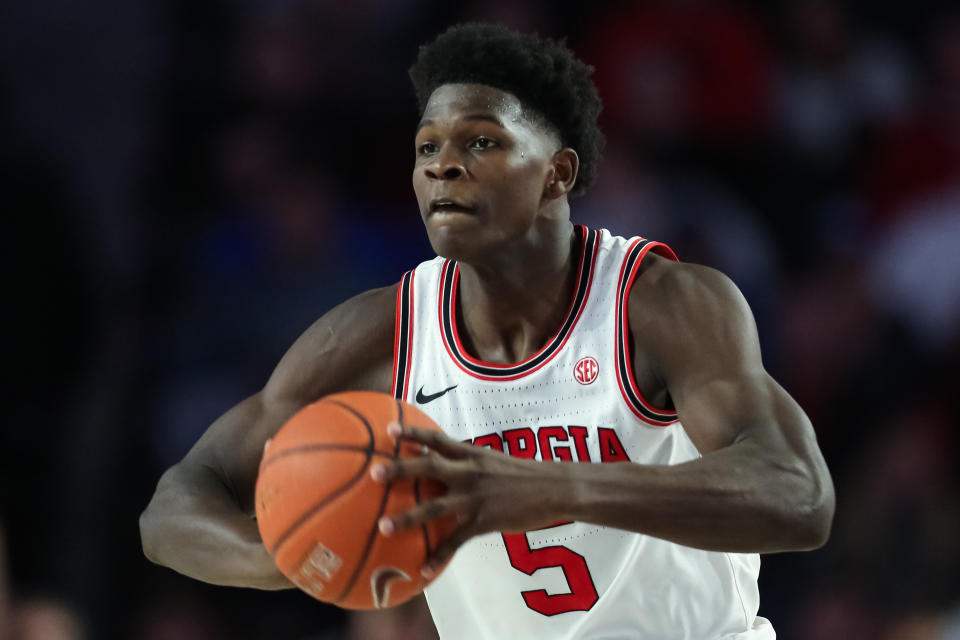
[2, 0, 959, 638]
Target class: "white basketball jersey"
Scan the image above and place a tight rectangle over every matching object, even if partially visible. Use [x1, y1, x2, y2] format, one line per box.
[390, 226, 775, 639]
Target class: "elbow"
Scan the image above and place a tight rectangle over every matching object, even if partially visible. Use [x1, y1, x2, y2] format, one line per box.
[139, 463, 194, 567]
[793, 492, 834, 550]
[789, 468, 836, 551]
[140, 473, 180, 567]
[139, 504, 163, 565]
[763, 450, 835, 551]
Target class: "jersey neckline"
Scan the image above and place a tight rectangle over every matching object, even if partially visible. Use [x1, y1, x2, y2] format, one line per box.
[438, 225, 601, 381]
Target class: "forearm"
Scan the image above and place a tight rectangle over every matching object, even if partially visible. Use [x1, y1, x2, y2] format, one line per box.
[561, 440, 833, 553]
[140, 464, 292, 590]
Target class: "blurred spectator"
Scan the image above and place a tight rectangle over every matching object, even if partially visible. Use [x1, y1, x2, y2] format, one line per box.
[347, 596, 438, 640]
[778, 254, 877, 422]
[457, 0, 554, 35]
[134, 598, 225, 640]
[583, 158, 779, 295]
[582, 0, 773, 147]
[791, 583, 878, 639]
[9, 599, 84, 640]
[860, 12, 960, 223]
[869, 189, 960, 350]
[773, 0, 914, 165]
[939, 606, 960, 639]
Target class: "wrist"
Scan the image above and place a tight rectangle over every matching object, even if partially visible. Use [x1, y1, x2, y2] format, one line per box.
[539, 459, 584, 523]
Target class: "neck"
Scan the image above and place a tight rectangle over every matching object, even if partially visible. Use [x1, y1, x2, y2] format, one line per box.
[455, 220, 579, 364]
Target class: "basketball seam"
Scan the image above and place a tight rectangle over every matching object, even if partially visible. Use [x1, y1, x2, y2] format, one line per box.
[334, 399, 405, 604]
[261, 444, 395, 471]
[266, 400, 375, 555]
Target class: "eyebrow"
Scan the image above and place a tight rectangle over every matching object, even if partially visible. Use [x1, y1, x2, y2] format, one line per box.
[416, 113, 505, 133]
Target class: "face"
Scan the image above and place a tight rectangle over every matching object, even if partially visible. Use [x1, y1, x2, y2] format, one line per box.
[412, 83, 562, 262]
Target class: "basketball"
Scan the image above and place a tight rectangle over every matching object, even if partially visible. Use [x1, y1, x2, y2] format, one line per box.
[255, 391, 457, 609]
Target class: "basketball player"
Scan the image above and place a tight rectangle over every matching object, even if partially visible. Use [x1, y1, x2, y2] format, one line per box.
[141, 23, 834, 638]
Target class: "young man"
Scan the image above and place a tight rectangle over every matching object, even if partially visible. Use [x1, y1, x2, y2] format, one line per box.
[141, 23, 834, 638]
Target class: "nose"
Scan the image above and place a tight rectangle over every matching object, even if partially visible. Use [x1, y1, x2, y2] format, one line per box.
[425, 144, 466, 181]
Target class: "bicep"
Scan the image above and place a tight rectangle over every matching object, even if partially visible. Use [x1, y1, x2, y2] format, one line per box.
[633, 262, 814, 456]
[675, 370, 818, 463]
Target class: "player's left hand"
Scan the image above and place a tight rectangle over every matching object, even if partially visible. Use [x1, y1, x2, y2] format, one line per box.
[370, 421, 571, 578]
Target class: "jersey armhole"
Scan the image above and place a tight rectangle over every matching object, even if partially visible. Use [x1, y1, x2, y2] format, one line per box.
[391, 270, 415, 401]
[614, 238, 680, 426]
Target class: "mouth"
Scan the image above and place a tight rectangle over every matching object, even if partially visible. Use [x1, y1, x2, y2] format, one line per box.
[429, 198, 476, 215]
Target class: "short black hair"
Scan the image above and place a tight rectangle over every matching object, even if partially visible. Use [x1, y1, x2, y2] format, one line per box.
[409, 23, 604, 197]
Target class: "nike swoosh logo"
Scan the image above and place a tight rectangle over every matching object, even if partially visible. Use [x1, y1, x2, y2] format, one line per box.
[415, 384, 458, 404]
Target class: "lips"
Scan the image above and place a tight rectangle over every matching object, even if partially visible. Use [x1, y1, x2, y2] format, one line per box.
[429, 198, 476, 214]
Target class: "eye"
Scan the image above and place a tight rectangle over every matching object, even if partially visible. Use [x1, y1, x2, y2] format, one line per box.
[417, 142, 437, 155]
[469, 136, 497, 150]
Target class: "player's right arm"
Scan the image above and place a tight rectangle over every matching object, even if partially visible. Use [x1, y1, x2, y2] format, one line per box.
[139, 284, 397, 589]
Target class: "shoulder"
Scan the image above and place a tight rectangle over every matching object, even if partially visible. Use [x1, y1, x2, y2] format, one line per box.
[629, 254, 752, 329]
[264, 283, 400, 404]
[628, 254, 761, 381]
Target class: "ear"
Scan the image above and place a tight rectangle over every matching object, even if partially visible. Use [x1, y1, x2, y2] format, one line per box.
[543, 148, 580, 200]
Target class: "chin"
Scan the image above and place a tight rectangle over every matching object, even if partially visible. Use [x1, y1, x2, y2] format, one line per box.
[424, 225, 493, 263]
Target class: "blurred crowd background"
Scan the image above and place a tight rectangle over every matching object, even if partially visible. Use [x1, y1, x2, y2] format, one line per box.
[2, 0, 959, 638]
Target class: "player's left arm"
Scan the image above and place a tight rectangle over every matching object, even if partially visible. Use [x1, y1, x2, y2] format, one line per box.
[376, 258, 834, 571]
[590, 257, 836, 553]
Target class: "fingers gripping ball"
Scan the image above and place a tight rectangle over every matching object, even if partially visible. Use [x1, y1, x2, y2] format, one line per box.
[255, 391, 457, 609]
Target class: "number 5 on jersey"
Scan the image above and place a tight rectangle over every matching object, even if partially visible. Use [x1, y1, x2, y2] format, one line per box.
[502, 531, 599, 615]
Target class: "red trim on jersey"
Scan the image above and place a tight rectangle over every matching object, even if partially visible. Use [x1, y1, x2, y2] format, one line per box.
[391, 271, 415, 401]
[437, 259, 456, 372]
[614, 238, 680, 426]
[402, 271, 414, 402]
[391, 278, 403, 398]
[437, 226, 601, 382]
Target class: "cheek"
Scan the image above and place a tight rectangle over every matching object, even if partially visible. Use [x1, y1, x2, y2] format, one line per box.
[495, 158, 547, 203]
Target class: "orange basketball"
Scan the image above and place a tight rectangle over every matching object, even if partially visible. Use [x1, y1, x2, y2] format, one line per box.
[255, 391, 457, 609]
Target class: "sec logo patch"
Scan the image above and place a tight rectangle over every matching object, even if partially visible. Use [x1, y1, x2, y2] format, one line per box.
[574, 356, 599, 385]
